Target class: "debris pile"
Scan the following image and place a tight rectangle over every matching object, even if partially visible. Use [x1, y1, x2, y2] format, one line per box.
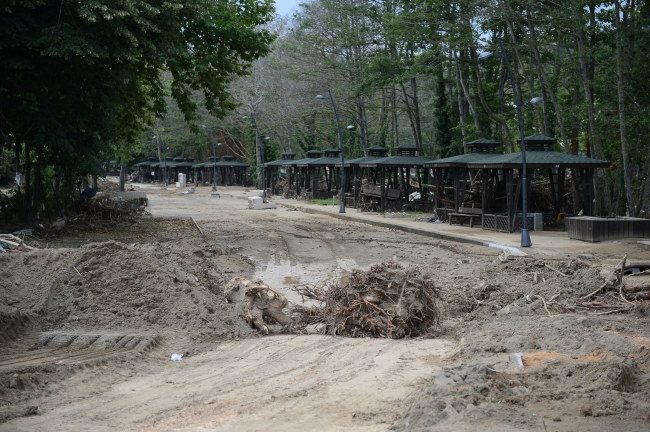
[576, 254, 649, 315]
[82, 193, 149, 220]
[291, 261, 440, 338]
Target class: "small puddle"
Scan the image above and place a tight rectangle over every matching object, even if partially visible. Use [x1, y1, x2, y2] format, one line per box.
[283, 276, 301, 285]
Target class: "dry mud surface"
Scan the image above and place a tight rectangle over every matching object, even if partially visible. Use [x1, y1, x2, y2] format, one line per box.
[2, 187, 650, 431]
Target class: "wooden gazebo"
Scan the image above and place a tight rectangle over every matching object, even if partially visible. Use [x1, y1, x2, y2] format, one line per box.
[214, 155, 249, 186]
[264, 152, 296, 196]
[423, 138, 501, 220]
[197, 156, 220, 186]
[133, 156, 158, 182]
[344, 146, 389, 207]
[466, 135, 610, 232]
[152, 157, 174, 184]
[286, 150, 323, 198]
[296, 148, 345, 199]
[358, 145, 433, 211]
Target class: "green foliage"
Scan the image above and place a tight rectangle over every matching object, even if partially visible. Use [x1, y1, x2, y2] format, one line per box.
[0, 0, 275, 220]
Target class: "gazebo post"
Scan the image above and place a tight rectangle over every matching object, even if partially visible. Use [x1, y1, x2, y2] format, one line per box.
[557, 168, 565, 215]
[481, 169, 489, 214]
[506, 169, 514, 232]
[380, 167, 386, 211]
[582, 168, 595, 216]
[453, 168, 461, 211]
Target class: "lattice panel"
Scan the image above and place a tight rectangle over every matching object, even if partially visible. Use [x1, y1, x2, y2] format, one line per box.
[513, 215, 535, 232]
[495, 215, 510, 233]
[542, 213, 557, 227]
[482, 214, 497, 231]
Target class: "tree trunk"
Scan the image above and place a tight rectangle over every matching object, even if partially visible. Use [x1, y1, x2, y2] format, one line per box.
[400, 82, 421, 148]
[455, 52, 482, 136]
[391, 86, 400, 147]
[120, 161, 126, 192]
[616, 0, 635, 216]
[355, 96, 369, 155]
[572, 0, 611, 215]
[526, 9, 566, 145]
[410, 77, 423, 150]
[24, 142, 31, 208]
[473, 51, 515, 151]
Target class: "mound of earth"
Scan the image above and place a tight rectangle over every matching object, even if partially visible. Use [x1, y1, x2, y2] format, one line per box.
[0, 239, 257, 347]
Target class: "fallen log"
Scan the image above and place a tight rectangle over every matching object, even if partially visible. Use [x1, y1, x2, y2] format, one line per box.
[622, 283, 650, 293]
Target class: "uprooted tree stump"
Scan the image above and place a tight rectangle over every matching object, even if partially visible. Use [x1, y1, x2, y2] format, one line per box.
[224, 277, 291, 334]
[290, 261, 441, 338]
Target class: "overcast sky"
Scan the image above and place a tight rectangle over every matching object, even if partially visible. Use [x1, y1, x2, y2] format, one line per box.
[274, 0, 301, 16]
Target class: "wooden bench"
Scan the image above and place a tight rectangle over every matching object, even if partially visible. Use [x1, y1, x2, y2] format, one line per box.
[449, 206, 483, 228]
[360, 185, 400, 200]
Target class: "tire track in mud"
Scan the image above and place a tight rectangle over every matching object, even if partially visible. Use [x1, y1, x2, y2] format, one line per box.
[0, 333, 162, 373]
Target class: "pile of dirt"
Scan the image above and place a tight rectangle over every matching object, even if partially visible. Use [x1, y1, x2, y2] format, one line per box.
[0, 239, 256, 346]
[290, 261, 440, 338]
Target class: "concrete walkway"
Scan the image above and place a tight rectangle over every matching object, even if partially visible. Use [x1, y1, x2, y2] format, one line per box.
[273, 197, 650, 260]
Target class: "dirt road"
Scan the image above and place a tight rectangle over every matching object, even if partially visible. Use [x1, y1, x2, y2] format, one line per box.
[2, 185, 650, 431]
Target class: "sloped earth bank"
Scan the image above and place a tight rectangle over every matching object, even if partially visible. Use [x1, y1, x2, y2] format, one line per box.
[2, 203, 650, 431]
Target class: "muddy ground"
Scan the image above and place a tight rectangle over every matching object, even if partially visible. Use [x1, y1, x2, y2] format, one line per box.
[1, 186, 650, 431]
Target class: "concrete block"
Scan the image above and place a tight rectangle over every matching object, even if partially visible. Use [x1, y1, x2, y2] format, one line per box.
[248, 196, 276, 210]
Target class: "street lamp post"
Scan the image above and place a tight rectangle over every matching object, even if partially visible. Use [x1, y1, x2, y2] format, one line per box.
[202, 125, 222, 191]
[316, 90, 346, 213]
[243, 115, 268, 199]
[478, 39, 543, 247]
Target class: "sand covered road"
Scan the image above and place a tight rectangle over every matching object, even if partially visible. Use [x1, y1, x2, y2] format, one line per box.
[5, 336, 456, 431]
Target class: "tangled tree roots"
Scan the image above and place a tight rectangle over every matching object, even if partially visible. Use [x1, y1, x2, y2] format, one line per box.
[290, 261, 441, 338]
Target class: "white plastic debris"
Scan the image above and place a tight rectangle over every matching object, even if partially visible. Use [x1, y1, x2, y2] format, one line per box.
[509, 353, 524, 369]
[408, 191, 421, 201]
[171, 353, 183, 361]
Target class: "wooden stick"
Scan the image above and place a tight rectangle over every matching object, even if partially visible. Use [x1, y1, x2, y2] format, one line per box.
[73, 266, 81, 276]
[578, 280, 611, 301]
[545, 264, 569, 277]
[191, 216, 205, 237]
[535, 295, 553, 317]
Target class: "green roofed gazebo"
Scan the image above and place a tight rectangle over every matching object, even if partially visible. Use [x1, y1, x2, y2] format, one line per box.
[285, 150, 324, 198]
[197, 156, 220, 186]
[264, 152, 296, 196]
[344, 146, 389, 206]
[133, 156, 159, 182]
[358, 145, 433, 211]
[466, 150, 610, 233]
[423, 138, 501, 217]
[295, 148, 345, 199]
[214, 155, 249, 186]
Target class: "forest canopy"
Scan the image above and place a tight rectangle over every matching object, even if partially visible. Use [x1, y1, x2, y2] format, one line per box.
[2, 0, 650, 219]
[0, 0, 275, 213]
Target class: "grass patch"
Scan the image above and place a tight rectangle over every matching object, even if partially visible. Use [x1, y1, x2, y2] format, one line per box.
[310, 198, 340, 206]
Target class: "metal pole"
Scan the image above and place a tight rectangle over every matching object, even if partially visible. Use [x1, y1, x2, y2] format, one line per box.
[499, 39, 531, 247]
[251, 114, 266, 198]
[328, 89, 346, 213]
[208, 129, 217, 191]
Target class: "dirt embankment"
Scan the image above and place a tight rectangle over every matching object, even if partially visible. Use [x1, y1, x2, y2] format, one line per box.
[391, 256, 650, 431]
[0, 235, 256, 422]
